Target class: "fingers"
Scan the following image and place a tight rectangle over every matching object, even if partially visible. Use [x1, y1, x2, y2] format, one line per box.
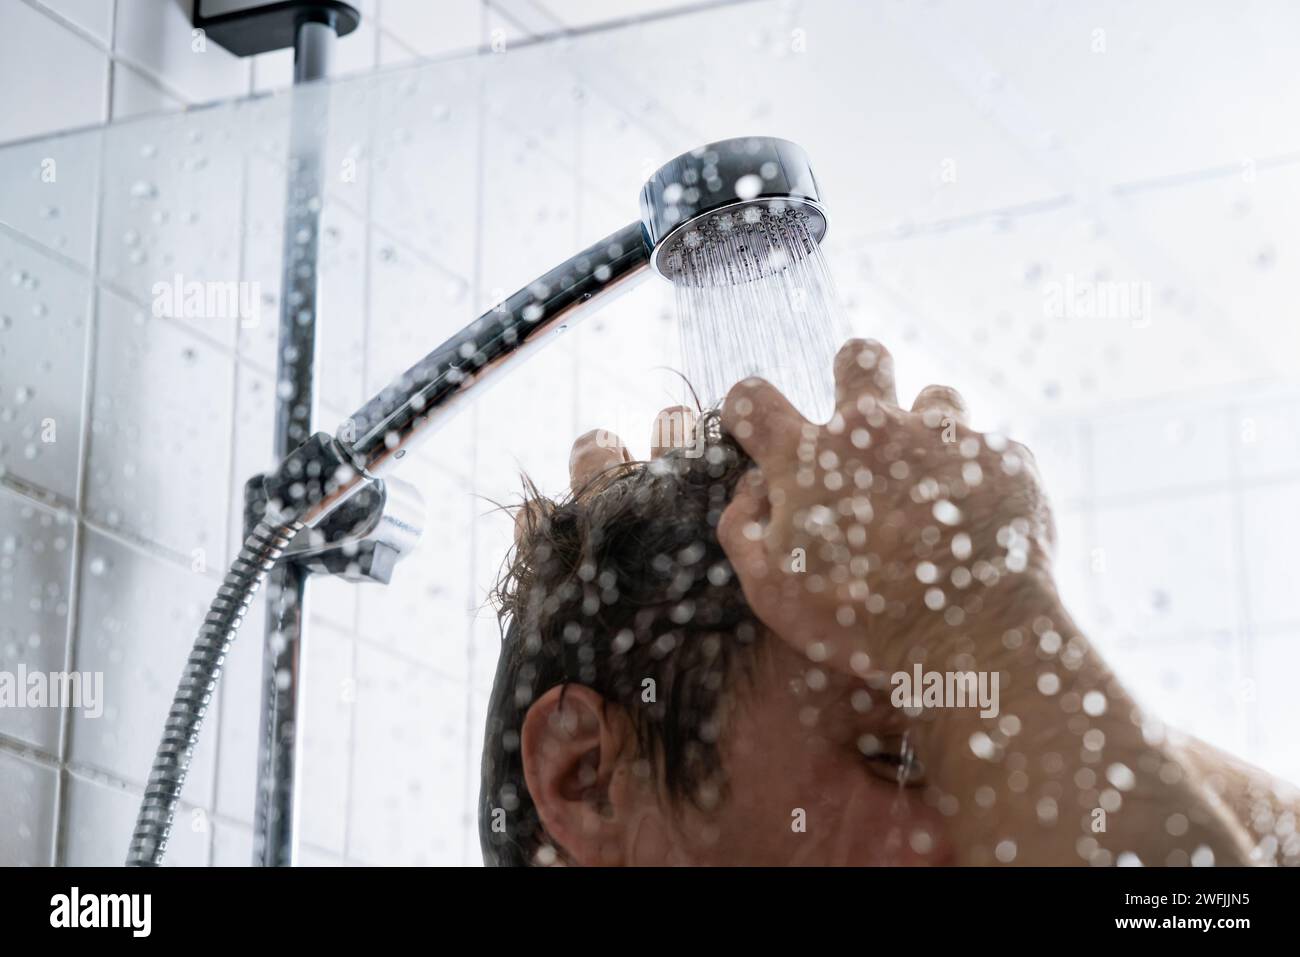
[513, 499, 549, 547]
[910, 384, 970, 429]
[716, 469, 771, 581]
[721, 377, 808, 470]
[649, 405, 698, 459]
[569, 429, 630, 493]
[834, 339, 898, 412]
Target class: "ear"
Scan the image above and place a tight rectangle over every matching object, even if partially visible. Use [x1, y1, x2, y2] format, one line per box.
[520, 684, 656, 866]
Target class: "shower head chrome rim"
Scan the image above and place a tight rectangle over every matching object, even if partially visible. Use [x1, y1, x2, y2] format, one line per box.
[639, 136, 828, 281]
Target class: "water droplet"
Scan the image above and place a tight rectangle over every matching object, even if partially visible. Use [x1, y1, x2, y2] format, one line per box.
[932, 499, 962, 526]
[734, 174, 762, 200]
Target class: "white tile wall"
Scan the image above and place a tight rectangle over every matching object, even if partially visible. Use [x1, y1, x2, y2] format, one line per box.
[0, 231, 93, 502]
[0, 488, 76, 752]
[0, 0, 507, 868]
[3, 0, 1300, 873]
[0, 1, 108, 144]
[0, 748, 59, 866]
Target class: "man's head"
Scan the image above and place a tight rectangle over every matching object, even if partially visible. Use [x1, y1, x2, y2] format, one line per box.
[479, 411, 950, 866]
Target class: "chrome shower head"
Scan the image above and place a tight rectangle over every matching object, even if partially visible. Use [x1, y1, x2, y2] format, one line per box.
[639, 136, 828, 282]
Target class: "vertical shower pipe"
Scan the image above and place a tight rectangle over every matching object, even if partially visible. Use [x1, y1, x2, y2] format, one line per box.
[254, 14, 337, 867]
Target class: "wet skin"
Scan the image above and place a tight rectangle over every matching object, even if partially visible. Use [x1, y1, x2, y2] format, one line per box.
[517, 341, 1299, 867]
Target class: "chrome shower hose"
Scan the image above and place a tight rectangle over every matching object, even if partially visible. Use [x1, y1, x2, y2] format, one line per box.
[126, 517, 304, 866]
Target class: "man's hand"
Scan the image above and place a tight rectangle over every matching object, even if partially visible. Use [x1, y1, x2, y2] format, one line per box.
[717, 338, 1056, 682]
[513, 406, 700, 545]
[717, 339, 1254, 866]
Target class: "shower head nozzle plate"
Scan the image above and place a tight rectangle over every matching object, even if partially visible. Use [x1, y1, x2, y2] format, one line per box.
[639, 136, 828, 281]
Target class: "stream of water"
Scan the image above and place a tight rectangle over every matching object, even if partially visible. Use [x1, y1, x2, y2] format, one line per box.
[669, 205, 849, 422]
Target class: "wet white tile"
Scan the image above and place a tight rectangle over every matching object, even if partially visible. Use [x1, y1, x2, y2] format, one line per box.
[1022, 418, 1087, 507]
[84, 288, 233, 563]
[62, 770, 210, 866]
[465, 690, 491, 865]
[479, 114, 578, 296]
[367, 64, 479, 279]
[0, 232, 92, 503]
[377, 31, 418, 68]
[1048, 504, 1093, 634]
[210, 819, 253, 867]
[238, 156, 368, 411]
[111, 61, 185, 122]
[469, 601, 504, 702]
[309, 569, 361, 635]
[1235, 395, 1300, 482]
[97, 116, 246, 343]
[1240, 481, 1300, 630]
[1102, 631, 1244, 759]
[575, 85, 672, 216]
[296, 622, 355, 855]
[0, 489, 76, 752]
[1088, 491, 1237, 639]
[216, 602, 356, 838]
[114, 0, 249, 105]
[299, 845, 345, 866]
[364, 238, 474, 396]
[356, 457, 474, 678]
[501, 0, 688, 30]
[348, 645, 466, 864]
[0, 750, 57, 866]
[1253, 627, 1300, 784]
[36, 0, 114, 45]
[213, 590, 264, 825]
[219, 501, 361, 829]
[69, 529, 219, 805]
[1091, 406, 1232, 500]
[927, 1, 1300, 186]
[1117, 165, 1300, 384]
[471, 338, 576, 501]
[380, 0, 483, 56]
[0, 131, 101, 267]
[483, 3, 533, 48]
[0, 2, 107, 144]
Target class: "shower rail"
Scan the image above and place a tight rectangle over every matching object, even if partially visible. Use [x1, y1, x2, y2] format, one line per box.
[126, 222, 650, 865]
[127, 134, 825, 865]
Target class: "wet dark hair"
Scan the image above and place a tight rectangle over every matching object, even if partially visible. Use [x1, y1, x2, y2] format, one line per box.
[478, 411, 762, 866]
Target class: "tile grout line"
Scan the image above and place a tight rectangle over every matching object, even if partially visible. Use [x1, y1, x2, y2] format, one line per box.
[51, 67, 111, 865]
[339, 50, 382, 862]
[102, 0, 116, 128]
[206, 137, 259, 867]
[18, 0, 197, 113]
[459, 0, 494, 867]
[1224, 403, 1259, 753]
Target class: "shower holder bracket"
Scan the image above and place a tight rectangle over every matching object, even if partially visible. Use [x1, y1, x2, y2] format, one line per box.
[243, 469, 424, 585]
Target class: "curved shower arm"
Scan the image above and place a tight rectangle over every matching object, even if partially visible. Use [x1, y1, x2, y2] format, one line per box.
[264, 220, 653, 529]
[127, 221, 651, 866]
[342, 220, 651, 482]
[276, 220, 654, 528]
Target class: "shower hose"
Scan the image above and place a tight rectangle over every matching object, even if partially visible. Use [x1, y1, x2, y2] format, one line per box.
[125, 516, 304, 866]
